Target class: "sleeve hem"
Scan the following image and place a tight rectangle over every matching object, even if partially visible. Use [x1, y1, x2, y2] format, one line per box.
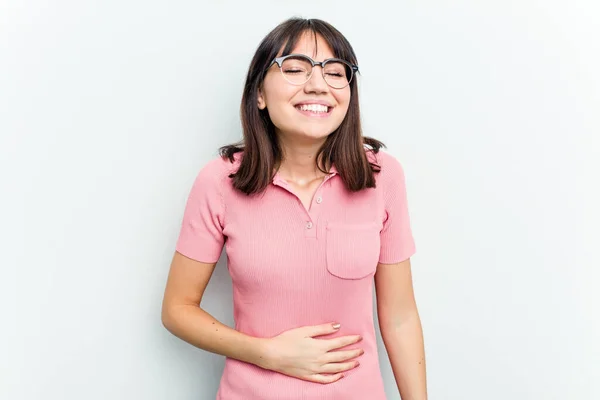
[378, 246, 416, 265]
[175, 244, 222, 264]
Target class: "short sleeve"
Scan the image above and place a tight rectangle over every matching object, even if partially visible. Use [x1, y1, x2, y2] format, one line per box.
[175, 160, 226, 263]
[378, 152, 417, 264]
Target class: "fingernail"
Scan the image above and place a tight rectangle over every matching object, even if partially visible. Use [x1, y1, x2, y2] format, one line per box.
[332, 323, 341, 329]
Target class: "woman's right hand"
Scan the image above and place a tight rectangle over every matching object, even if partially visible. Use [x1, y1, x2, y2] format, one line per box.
[256, 323, 364, 384]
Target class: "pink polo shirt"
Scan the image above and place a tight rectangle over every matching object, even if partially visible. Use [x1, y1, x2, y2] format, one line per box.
[175, 148, 416, 400]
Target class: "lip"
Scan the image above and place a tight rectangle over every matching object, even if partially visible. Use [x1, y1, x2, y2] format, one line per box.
[294, 100, 334, 108]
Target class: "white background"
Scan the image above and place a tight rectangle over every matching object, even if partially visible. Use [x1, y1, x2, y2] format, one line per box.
[1, 1, 599, 399]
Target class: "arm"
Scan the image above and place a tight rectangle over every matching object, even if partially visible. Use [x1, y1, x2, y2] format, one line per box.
[161, 251, 363, 383]
[161, 251, 268, 367]
[160, 161, 269, 366]
[375, 258, 427, 399]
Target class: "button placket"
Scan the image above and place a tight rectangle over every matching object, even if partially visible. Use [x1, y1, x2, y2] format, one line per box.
[304, 174, 337, 238]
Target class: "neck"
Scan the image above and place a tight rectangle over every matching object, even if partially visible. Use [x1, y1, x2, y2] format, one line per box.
[276, 134, 328, 183]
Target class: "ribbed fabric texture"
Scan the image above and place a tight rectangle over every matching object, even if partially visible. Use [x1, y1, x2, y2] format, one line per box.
[175, 149, 416, 400]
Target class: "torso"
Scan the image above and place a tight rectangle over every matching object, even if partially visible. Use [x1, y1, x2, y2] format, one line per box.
[176, 149, 416, 400]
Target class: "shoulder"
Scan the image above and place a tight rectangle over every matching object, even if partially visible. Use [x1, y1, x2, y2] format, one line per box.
[192, 153, 240, 191]
[202, 152, 240, 176]
[368, 148, 406, 181]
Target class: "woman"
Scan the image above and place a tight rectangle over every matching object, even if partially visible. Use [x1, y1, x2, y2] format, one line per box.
[162, 17, 427, 400]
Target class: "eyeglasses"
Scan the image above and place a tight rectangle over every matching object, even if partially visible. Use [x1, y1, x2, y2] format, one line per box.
[267, 54, 359, 89]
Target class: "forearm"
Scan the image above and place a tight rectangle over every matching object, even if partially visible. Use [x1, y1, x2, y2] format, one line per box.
[162, 304, 267, 367]
[380, 312, 427, 400]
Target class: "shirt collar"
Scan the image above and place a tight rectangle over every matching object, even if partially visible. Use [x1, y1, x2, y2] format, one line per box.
[272, 163, 338, 185]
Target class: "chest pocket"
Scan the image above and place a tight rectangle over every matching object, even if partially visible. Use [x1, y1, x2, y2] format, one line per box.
[325, 221, 381, 280]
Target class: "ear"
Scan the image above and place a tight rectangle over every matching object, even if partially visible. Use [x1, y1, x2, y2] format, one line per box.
[257, 87, 266, 110]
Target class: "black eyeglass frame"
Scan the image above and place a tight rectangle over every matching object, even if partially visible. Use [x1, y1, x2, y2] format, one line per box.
[266, 54, 360, 89]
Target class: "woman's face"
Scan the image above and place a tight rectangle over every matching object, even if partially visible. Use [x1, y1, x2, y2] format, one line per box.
[258, 32, 352, 143]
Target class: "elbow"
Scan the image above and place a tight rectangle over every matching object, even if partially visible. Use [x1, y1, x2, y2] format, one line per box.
[161, 302, 176, 332]
[378, 318, 399, 337]
[379, 309, 421, 334]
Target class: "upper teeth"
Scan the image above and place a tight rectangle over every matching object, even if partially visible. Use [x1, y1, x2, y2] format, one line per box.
[297, 104, 328, 113]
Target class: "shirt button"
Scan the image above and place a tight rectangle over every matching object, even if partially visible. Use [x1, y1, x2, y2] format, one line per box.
[306, 221, 313, 229]
[316, 196, 323, 204]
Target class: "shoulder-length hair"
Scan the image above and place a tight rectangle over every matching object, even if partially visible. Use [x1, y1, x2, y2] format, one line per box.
[220, 17, 385, 195]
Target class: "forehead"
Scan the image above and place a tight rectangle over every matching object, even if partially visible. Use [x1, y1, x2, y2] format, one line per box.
[280, 31, 335, 61]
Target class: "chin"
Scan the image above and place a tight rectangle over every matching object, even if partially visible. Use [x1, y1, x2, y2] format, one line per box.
[296, 123, 340, 140]
[296, 129, 334, 141]
[275, 120, 339, 142]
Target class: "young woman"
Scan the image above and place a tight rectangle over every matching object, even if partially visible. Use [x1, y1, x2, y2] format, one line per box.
[162, 17, 427, 400]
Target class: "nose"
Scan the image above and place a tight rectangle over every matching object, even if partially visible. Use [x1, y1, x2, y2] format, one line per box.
[303, 65, 329, 94]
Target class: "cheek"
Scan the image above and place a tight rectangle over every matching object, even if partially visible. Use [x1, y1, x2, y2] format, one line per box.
[333, 87, 351, 106]
[333, 91, 351, 119]
[265, 96, 293, 127]
[263, 80, 289, 107]
[264, 88, 300, 126]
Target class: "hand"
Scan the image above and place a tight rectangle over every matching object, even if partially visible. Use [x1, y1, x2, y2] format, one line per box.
[257, 323, 364, 384]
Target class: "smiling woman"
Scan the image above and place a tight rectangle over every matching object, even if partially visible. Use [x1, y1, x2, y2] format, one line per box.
[223, 18, 383, 196]
[161, 17, 427, 400]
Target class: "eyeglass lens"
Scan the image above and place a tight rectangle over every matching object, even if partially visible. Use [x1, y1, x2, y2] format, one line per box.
[280, 56, 352, 89]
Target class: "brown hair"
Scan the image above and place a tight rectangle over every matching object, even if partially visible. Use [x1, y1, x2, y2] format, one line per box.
[220, 17, 385, 195]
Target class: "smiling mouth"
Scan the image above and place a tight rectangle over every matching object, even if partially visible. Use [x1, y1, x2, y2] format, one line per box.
[294, 104, 332, 115]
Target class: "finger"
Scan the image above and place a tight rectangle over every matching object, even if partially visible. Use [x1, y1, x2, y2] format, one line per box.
[318, 360, 359, 374]
[302, 322, 342, 338]
[323, 348, 364, 363]
[308, 372, 344, 384]
[323, 335, 362, 351]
